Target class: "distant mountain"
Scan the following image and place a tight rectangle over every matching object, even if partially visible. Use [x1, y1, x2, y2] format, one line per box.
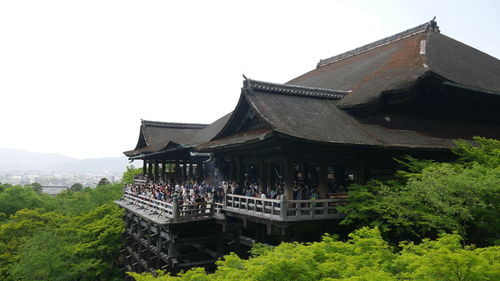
[0, 148, 130, 173]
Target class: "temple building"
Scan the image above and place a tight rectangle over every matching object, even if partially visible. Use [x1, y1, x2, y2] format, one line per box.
[116, 19, 500, 274]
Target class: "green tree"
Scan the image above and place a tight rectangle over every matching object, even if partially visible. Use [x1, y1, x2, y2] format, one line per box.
[122, 165, 143, 184]
[0, 209, 64, 280]
[30, 182, 42, 193]
[97, 177, 110, 186]
[0, 180, 124, 280]
[8, 231, 73, 281]
[70, 183, 83, 192]
[0, 185, 51, 217]
[128, 227, 500, 281]
[338, 137, 500, 246]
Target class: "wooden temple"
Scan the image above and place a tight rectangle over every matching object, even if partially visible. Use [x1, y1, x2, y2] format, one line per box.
[116, 19, 500, 274]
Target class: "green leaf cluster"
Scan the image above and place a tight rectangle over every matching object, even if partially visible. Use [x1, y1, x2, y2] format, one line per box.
[122, 165, 143, 184]
[0, 182, 124, 281]
[128, 227, 500, 281]
[338, 137, 500, 246]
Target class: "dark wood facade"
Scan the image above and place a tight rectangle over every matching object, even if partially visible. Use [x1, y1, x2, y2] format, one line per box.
[117, 19, 500, 275]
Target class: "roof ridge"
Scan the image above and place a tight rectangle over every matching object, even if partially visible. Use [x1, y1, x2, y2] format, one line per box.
[243, 78, 350, 100]
[141, 120, 209, 129]
[317, 18, 440, 68]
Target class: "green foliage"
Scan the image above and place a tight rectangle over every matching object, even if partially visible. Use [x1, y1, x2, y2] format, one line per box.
[122, 165, 143, 184]
[98, 177, 110, 186]
[70, 182, 84, 192]
[128, 227, 500, 281]
[338, 138, 500, 246]
[453, 136, 500, 168]
[0, 182, 124, 281]
[51, 183, 123, 216]
[30, 182, 42, 193]
[0, 185, 52, 217]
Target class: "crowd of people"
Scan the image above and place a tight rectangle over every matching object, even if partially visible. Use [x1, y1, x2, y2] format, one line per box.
[125, 176, 226, 206]
[126, 175, 331, 207]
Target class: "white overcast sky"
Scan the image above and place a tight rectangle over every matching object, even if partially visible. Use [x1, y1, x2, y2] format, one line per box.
[1, 0, 499, 159]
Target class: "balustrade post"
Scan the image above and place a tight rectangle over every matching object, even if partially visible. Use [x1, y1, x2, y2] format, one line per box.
[172, 199, 179, 221]
[280, 196, 286, 220]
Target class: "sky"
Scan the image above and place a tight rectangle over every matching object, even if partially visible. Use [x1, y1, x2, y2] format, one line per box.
[1, 0, 499, 159]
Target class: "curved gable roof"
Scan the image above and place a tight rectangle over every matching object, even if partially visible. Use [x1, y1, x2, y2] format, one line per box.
[287, 19, 500, 109]
[201, 78, 458, 151]
[123, 120, 208, 157]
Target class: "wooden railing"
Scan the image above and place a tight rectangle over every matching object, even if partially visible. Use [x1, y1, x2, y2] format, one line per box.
[224, 194, 283, 220]
[283, 199, 345, 221]
[123, 191, 213, 222]
[133, 178, 148, 185]
[224, 194, 346, 221]
[122, 191, 346, 222]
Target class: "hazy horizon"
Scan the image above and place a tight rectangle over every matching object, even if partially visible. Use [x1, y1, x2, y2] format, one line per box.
[1, 0, 499, 159]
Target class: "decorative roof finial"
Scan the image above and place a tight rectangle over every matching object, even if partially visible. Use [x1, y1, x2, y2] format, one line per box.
[429, 17, 440, 32]
[242, 74, 248, 80]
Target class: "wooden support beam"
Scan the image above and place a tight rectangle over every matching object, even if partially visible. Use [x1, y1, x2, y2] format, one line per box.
[235, 156, 242, 186]
[357, 158, 367, 184]
[266, 162, 272, 191]
[154, 160, 159, 181]
[147, 160, 153, 178]
[258, 157, 265, 192]
[175, 160, 181, 182]
[182, 160, 187, 181]
[319, 159, 329, 199]
[283, 158, 293, 200]
[161, 161, 166, 182]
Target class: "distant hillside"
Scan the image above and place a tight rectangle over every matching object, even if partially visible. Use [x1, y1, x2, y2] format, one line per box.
[0, 148, 130, 173]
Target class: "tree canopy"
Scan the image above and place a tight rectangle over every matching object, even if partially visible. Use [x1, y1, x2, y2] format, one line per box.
[337, 137, 500, 246]
[122, 165, 143, 184]
[129, 227, 500, 281]
[0, 182, 124, 281]
[70, 183, 83, 192]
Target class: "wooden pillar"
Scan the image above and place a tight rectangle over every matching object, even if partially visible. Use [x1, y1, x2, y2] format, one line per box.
[266, 162, 272, 190]
[168, 238, 178, 270]
[137, 217, 143, 273]
[335, 167, 344, 186]
[228, 157, 234, 181]
[303, 161, 309, 185]
[156, 226, 162, 268]
[146, 221, 152, 265]
[235, 156, 242, 186]
[142, 160, 147, 175]
[318, 159, 328, 199]
[161, 161, 166, 182]
[283, 158, 293, 200]
[175, 160, 181, 182]
[182, 160, 187, 181]
[154, 160, 159, 181]
[188, 161, 193, 179]
[216, 235, 224, 258]
[258, 158, 265, 192]
[147, 160, 153, 179]
[199, 162, 204, 180]
[196, 161, 202, 180]
[357, 158, 367, 184]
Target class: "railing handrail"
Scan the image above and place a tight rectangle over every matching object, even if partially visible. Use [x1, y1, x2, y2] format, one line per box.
[122, 190, 346, 222]
[225, 193, 346, 203]
[123, 191, 213, 221]
[225, 193, 281, 204]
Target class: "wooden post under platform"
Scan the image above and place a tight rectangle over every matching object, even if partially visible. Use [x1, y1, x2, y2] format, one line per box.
[318, 159, 328, 199]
